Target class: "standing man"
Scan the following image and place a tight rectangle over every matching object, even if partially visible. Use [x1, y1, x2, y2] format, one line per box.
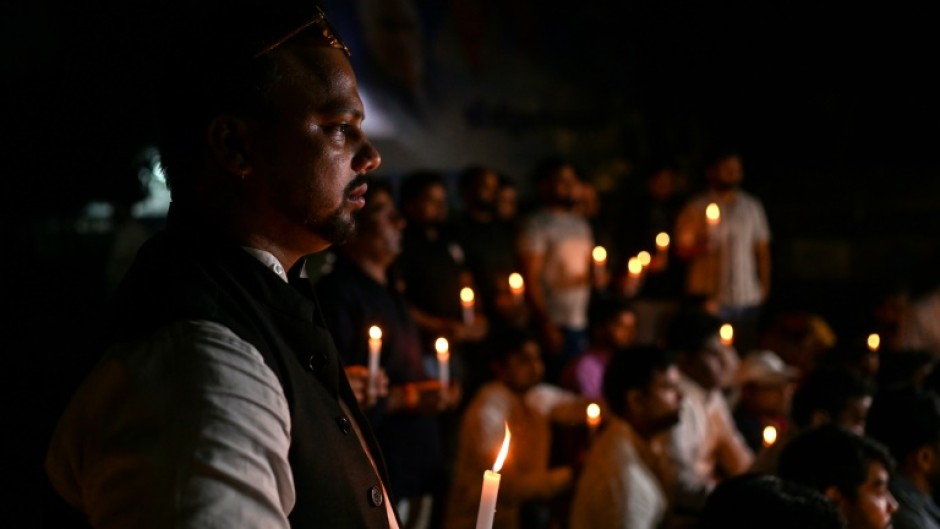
[517, 157, 595, 383]
[674, 148, 771, 353]
[44, 3, 394, 528]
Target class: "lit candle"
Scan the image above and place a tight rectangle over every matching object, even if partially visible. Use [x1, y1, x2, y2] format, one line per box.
[461, 287, 475, 325]
[637, 250, 652, 269]
[436, 337, 450, 391]
[508, 273, 525, 305]
[624, 256, 643, 296]
[368, 325, 382, 398]
[476, 423, 511, 529]
[586, 402, 601, 440]
[705, 202, 721, 226]
[867, 333, 880, 352]
[762, 425, 777, 447]
[655, 232, 670, 254]
[592, 245, 608, 278]
[720, 323, 734, 346]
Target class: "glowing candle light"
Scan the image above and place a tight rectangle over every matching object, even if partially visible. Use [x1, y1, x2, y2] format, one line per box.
[586, 402, 601, 439]
[461, 287, 476, 325]
[476, 423, 511, 529]
[762, 425, 778, 447]
[508, 273, 525, 305]
[720, 323, 734, 346]
[867, 333, 880, 352]
[368, 325, 382, 397]
[592, 246, 608, 279]
[705, 202, 721, 225]
[627, 257, 642, 277]
[656, 232, 670, 253]
[436, 337, 450, 391]
[637, 250, 652, 268]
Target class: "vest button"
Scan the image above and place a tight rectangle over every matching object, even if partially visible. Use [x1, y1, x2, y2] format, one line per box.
[369, 485, 384, 507]
[336, 416, 351, 435]
[307, 354, 317, 372]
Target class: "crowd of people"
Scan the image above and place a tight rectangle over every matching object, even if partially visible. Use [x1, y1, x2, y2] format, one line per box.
[41, 2, 940, 529]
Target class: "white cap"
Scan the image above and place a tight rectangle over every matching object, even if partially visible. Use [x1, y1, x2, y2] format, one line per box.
[736, 350, 799, 386]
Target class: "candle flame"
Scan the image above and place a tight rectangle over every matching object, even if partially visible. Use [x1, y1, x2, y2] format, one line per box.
[508, 273, 524, 290]
[587, 402, 601, 421]
[369, 325, 382, 340]
[762, 425, 778, 447]
[706, 202, 721, 224]
[867, 333, 880, 352]
[435, 337, 449, 357]
[627, 257, 642, 275]
[656, 232, 670, 248]
[460, 287, 475, 304]
[637, 251, 651, 267]
[592, 246, 608, 264]
[720, 323, 734, 345]
[493, 423, 511, 472]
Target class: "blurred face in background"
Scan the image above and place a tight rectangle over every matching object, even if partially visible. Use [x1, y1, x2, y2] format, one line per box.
[353, 188, 405, 264]
[405, 182, 448, 227]
[835, 395, 873, 435]
[707, 154, 744, 192]
[633, 365, 684, 434]
[500, 340, 545, 393]
[544, 164, 581, 209]
[496, 184, 518, 221]
[606, 310, 638, 349]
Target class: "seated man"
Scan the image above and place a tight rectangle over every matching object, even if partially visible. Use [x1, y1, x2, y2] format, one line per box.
[568, 345, 683, 529]
[664, 308, 753, 514]
[866, 385, 940, 529]
[751, 365, 876, 475]
[778, 423, 898, 529]
[445, 326, 588, 529]
[732, 349, 799, 454]
[561, 296, 638, 399]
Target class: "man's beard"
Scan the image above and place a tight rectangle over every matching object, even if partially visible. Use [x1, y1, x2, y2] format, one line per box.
[313, 174, 368, 245]
[316, 207, 357, 245]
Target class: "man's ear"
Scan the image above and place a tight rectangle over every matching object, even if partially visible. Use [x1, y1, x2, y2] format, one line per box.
[824, 485, 848, 513]
[809, 409, 831, 428]
[916, 444, 936, 472]
[207, 115, 253, 178]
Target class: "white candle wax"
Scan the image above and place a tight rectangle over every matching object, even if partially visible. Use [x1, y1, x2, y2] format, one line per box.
[475, 424, 511, 529]
[435, 337, 450, 391]
[460, 287, 475, 325]
[368, 326, 382, 397]
[475, 469, 501, 529]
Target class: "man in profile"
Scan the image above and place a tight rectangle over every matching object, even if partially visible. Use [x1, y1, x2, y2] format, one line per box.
[779, 424, 898, 529]
[44, 2, 394, 527]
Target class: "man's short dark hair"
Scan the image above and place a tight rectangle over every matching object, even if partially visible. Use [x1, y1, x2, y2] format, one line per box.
[487, 325, 539, 366]
[778, 424, 895, 500]
[700, 473, 845, 529]
[866, 385, 940, 462]
[603, 345, 676, 418]
[791, 367, 875, 429]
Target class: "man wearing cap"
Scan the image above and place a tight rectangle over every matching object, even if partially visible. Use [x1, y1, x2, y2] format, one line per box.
[44, 3, 394, 528]
[731, 350, 799, 454]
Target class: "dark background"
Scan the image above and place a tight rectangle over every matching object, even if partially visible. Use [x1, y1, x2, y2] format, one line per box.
[5, 1, 938, 525]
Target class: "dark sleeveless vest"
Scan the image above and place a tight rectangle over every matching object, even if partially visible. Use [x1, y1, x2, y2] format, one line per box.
[109, 206, 396, 529]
